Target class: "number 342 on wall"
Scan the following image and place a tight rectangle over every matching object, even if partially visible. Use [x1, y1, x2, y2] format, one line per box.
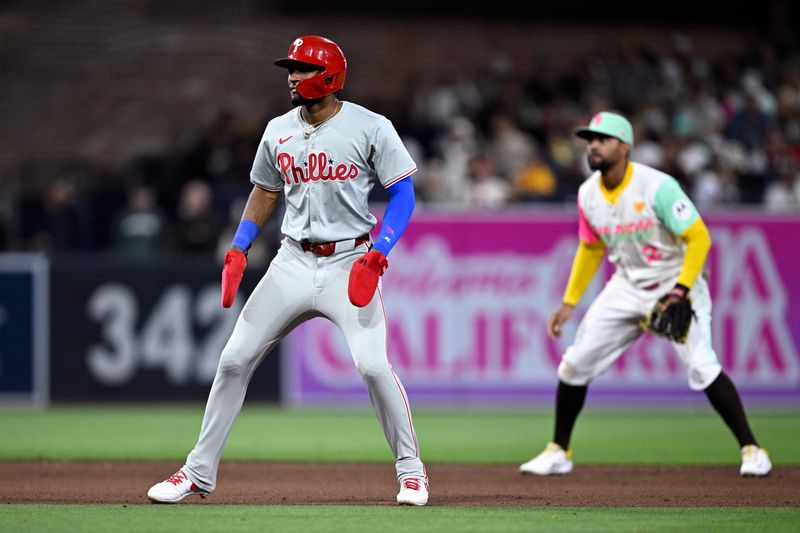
[86, 284, 239, 386]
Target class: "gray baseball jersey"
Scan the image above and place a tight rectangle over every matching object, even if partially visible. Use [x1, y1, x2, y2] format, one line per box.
[179, 100, 427, 496]
[250, 102, 417, 242]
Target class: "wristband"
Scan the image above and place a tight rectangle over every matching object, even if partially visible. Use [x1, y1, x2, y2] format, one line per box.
[231, 220, 260, 251]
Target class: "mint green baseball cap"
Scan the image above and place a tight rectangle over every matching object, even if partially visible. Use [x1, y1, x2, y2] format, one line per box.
[574, 111, 634, 146]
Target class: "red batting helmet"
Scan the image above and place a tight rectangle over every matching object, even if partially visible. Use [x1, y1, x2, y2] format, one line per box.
[275, 36, 347, 99]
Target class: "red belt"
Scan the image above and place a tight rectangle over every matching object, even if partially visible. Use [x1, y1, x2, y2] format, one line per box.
[642, 282, 660, 291]
[300, 234, 370, 256]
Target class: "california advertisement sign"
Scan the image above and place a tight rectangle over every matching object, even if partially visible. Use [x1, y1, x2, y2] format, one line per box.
[284, 212, 800, 406]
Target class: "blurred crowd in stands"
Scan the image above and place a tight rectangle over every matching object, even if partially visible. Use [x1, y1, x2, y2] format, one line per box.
[3, 35, 800, 258]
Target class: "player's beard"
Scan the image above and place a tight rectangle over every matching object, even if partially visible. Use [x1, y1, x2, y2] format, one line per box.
[587, 154, 613, 173]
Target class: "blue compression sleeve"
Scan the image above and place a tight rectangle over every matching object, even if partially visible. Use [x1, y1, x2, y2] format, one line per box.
[372, 177, 415, 256]
[231, 219, 261, 251]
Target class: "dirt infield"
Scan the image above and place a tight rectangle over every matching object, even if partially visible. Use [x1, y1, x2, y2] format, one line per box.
[2, 461, 798, 507]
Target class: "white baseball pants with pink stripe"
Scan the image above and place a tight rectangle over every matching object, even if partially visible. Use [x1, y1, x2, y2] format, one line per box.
[184, 237, 426, 492]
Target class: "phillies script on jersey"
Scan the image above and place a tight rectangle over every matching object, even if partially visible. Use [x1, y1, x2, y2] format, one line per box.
[277, 151, 359, 185]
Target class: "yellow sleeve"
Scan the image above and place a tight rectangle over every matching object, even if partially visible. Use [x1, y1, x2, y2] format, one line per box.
[677, 218, 711, 289]
[563, 240, 606, 306]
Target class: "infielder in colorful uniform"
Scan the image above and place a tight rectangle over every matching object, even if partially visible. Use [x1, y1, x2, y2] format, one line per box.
[148, 35, 429, 506]
[519, 111, 772, 478]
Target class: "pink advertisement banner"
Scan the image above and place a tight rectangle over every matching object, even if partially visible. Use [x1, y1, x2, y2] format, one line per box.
[283, 211, 800, 406]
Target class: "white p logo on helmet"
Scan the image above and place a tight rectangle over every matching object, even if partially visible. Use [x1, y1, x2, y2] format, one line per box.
[291, 38, 303, 55]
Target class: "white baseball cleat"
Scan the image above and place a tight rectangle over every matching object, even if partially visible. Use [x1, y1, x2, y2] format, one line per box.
[740, 445, 772, 477]
[519, 442, 574, 476]
[396, 477, 429, 506]
[147, 468, 209, 503]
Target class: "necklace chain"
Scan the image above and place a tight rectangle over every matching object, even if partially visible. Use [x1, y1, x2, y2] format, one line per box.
[300, 100, 343, 139]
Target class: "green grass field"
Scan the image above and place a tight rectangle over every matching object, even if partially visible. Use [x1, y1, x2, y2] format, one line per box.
[2, 406, 798, 464]
[2, 406, 798, 532]
[1, 505, 797, 533]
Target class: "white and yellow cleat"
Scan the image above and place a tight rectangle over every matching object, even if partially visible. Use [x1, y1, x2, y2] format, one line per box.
[740, 445, 772, 477]
[519, 442, 573, 476]
[396, 477, 429, 506]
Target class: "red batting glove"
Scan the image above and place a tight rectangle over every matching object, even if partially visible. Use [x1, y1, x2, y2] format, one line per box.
[221, 249, 247, 308]
[348, 250, 388, 307]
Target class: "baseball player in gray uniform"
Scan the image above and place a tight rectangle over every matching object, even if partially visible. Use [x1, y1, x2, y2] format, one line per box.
[148, 35, 428, 506]
[519, 111, 772, 478]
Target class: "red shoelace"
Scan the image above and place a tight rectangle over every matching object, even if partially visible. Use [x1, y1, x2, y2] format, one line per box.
[402, 479, 421, 491]
[167, 470, 189, 485]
